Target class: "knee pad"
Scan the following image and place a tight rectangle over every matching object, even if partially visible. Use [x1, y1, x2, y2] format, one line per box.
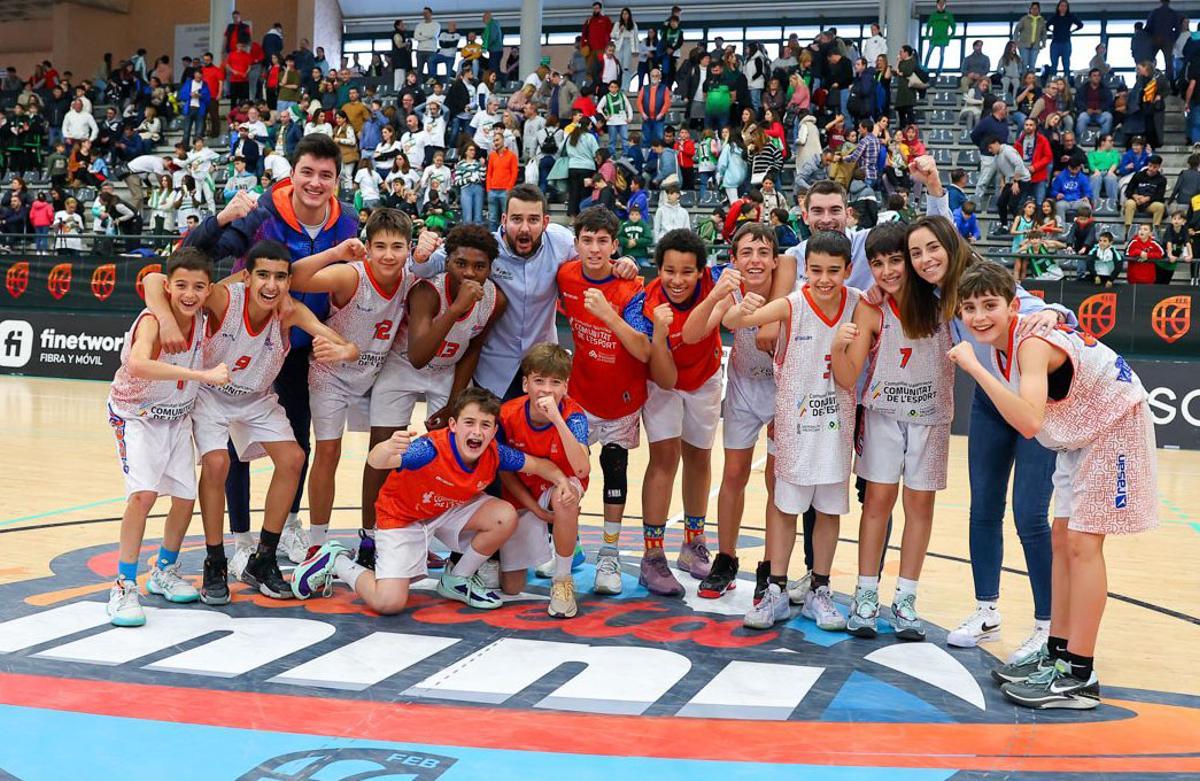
[599, 443, 628, 506]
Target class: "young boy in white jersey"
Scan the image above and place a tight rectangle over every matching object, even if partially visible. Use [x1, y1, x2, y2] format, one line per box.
[555, 206, 654, 595]
[726, 231, 861, 631]
[292, 387, 575, 615]
[949, 262, 1157, 710]
[142, 239, 360, 603]
[106, 249, 231, 627]
[828, 223, 954, 640]
[360, 224, 507, 570]
[679, 222, 780, 603]
[290, 209, 413, 552]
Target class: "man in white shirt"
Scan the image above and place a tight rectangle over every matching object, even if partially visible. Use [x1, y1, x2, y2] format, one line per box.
[521, 103, 546, 162]
[861, 23, 888, 65]
[422, 101, 447, 152]
[470, 99, 503, 151]
[399, 113, 430, 169]
[61, 99, 98, 145]
[186, 138, 219, 212]
[413, 7, 441, 82]
[263, 148, 292, 181]
[124, 154, 169, 211]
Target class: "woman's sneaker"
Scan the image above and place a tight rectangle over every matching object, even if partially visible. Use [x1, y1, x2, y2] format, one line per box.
[1008, 625, 1050, 664]
[890, 593, 926, 641]
[787, 572, 812, 605]
[846, 587, 879, 638]
[228, 542, 254, 582]
[752, 560, 770, 605]
[437, 571, 503, 609]
[802, 585, 847, 631]
[1001, 659, 1100, 710]
[292, 541, 350, 600]
[947, 606, 1002, 648]
[536, 539, 585, 578]
[548, 577, 578, 618]
[743, 583, 790, 629]
[146, 563, 200, 604]
[241, 550, 293, 599]
[107, 578, 145, 627]
[200, 556, 230, 605]
[638, 549, 684, 596]
[697, 552, 738, 599]
[675, 536, 713, 579]
[593, 548, 623, 595]
[992, 643, 1050, 685]
[279, 517, 312, 565]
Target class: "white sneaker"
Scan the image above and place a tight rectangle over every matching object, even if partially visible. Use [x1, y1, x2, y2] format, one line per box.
[146, 564, 200, 603]
[743, 583, 790, 629]
[107, 579, 146, 627]
[229, 543, 254, 582]
[279, 518, 312, 564]
[534, 558, 554, 579]
[478, 559, 501, 590]
[1008, 625, 1050, 664]
[787, 571, 812, 605]
[593, 550, 623, 595]
[802, 585, 847, 631]
[947, 606, 1003, 648]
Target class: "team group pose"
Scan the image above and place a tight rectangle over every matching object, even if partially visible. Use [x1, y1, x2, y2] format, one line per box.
[103, 138, 1157, 712]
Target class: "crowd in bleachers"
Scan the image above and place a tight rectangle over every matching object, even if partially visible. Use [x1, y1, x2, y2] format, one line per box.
[2, 0, 1200, 283]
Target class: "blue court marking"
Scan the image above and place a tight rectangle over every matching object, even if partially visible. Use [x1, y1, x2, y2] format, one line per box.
[822, 672, 953, 724]
[0, 705, 960, 781]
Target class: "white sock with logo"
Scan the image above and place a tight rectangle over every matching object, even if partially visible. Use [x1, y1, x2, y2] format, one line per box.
[332, 554, 365, 591]
[452, 546, 489, 577]
[857, 575, 879, 592]
[309, 523, 329, 547]
[895, 577, 919, 598]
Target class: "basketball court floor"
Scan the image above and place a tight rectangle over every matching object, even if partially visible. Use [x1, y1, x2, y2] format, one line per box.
[1, 375, 1198, 779]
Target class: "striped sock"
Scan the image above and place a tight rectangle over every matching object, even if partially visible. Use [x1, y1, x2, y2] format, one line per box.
[642, 524, 665, 550]
[684, 515, 705, 543]
[155, 546, 179, 571]
[602, 521, 621, 547]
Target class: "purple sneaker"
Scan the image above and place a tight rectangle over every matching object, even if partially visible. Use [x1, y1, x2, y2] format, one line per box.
[639, 549, 685, 596]
[675, 536, 713, 579]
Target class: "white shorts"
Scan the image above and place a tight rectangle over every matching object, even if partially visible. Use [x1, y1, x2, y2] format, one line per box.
[107, 405, 196, 500]
[722, 372, 775, 450]
[774, 478, 849, 516]
[586, 408, 641, 450]
[375, 494, 491, 580]
[854, 409, 950, 492]
[642, 372, 723, 448]
[310, 385, 372, 441]
[501, 477, 584, 571]
[192, 390, 295, 462]
[370, 352, 455, 428]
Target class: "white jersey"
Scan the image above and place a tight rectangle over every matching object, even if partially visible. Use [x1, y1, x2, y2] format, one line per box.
[862, 296, 954, 425]
[994, 318, 1146, 453]
[108, 309, 207, 420]
[391, 273, 498, 372]
[728, 320, 776, 382]
[773, 286, 860, 486]
[202, 283, 289, 399]
[309, 261, 409, 397]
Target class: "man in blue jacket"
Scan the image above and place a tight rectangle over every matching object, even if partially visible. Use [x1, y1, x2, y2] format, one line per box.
[177, 133, 359, 570]
[1051, 158, 1094, 223]
[177, 70, 211, 149]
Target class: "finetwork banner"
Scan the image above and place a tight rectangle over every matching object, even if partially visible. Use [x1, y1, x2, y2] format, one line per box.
[0, 309, 128, 381]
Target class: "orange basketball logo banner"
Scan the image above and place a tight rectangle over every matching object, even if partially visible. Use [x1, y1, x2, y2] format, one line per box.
[91, 264, 117, 303]
[47, 263, 72, 301]
[5, 261, 28, 299]
[1078, 292, 1117, 339]
[1151, 296, 1191, 344]
[135, 263, 162, 302]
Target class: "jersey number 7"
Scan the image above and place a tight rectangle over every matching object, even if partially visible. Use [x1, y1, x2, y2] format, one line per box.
[899, 347, 912, 368]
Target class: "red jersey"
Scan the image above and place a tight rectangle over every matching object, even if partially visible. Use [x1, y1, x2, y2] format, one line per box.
[500, 395, 590, 502]
[375, 427, 525, 529]
[643, 268, 723, 392]
[556, 260, 651, 419]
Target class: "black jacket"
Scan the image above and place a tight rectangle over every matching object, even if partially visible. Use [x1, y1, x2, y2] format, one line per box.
[1124, 169, 1167, 202]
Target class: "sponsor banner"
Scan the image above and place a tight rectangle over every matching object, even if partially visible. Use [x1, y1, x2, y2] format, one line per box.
[0, 309, 127, 381]
[1021, 280, 1197, 357]
[2, 253, 171, 314]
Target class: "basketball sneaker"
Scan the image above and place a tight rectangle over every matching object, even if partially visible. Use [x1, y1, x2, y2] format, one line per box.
[241, 550, 293, 599]
[802, 585, 847, 631]
[638, 549, 684, 596]
[593, 548, 624, 595]
[292, 541, 350, 600]
[743, 582, 790, 629]
[1001, 659, 1100, 710]
[107, 578, 145, 627]
[676, 536, 713, 579]
[228, 541, 254, 583]
[787, 571, 813, 606]
[478, 558, 501, 590]
[354, 529, 376, 570]
[846, 586, 880, 638]
[992, 643, 1050, 685]
[548, 577, 578, 618]
[947, 606, 1002, 648]
[536, 539, 585, 578]
[437, 571, 503, 609]
[146, 563, 200, 604]
[698, 552, 739, 598]
[1008, 625, 1050, 664]
[200, 556, 230, 606]
[279, 517, 312, 565]
[890, 593, 926, 641]
[752, 560, 770, 604]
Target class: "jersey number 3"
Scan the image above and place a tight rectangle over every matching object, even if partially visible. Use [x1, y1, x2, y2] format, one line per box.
[899, 347, 912, 368]
[373, 320, 393, 341]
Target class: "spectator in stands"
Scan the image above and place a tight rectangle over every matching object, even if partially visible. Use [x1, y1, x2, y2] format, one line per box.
[1123, 153, 1167, 236]
[653, 182, 690, 238]
[1171, 152, 1200, 206]
[744, 123, 782, 189]
[454, 142, 485, 223]
[414, 7, 440, 82]
[1127, 60, 1169, 150]
[177, 70, 210, 150]
[1044, 1, 1083, 80]
[959, 40, 991, 93]
[972, 100, 1011, 207]
[946, 168, 968, 212]
[598, 79, 633, 156]
[1050, 158, 1094, 223]
[52, 196, 85, 252]
[1015, 2, 1047, 73]
[862, 23, 887, 65]
[485, 129, 519, 228]
[1074, 68, 1114, 139]
[431, 22, 461, 86]
[199, 53, 224, 138]
[659, 16, 684, 86]
[953, 199, 981, 241]
[1087, 133, 1121, 201]
[893, 46, 923, 128]
[1013, 117, 1049, 207]
[1162, 207, 1192, 283]
[648, 136, 677, 189]
[1118, 135, 1150, 180]
[923, 0, 956, 77]
[618, 204, 653, 265]
[1187, 67, 1200, 143]
[986, 135, 1032, 236]
[223, 11, 251, 55]
[1124, 222, 1166, 283]
[61, 99, 97, 146]
[112, 125, 146, 164]
[840, 118, 881, 190]
[1147, 0, 1185, 85]
[225, 42, 253, 102]
[564, 114, 599, 216]
[582, 2, 614, 85]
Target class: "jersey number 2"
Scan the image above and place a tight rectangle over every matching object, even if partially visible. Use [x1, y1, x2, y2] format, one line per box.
[899, 347, 912, 368]
[373, 320, 393, 341]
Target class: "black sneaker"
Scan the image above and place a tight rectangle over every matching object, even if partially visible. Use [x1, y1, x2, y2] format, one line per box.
[355, 529, 376, 570]
[698, 552, 739, 599]
[752, 560, 771, 605]
[200, 555, 230, 606]
[241, 550, 293, 599]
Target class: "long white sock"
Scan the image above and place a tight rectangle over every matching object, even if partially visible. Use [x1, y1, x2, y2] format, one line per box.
[235, 531, 254, 549]
[895, 577, 919, 598]
[309, 523, 329, 546]
[452, 546, 489, 577]
[554, 554, 572, 580]
[857, 575, 879, 592]
[333, 554, 366, 591]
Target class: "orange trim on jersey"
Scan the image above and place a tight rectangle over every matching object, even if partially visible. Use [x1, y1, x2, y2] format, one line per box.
[886, 295, 900, 319]
[206, 287, 232, 337]
[775, 297, 794, 369]
[363, 260, 402, 300]
[996, 317, 1019, 382]
[136, 311, 198, 361]
[242, 295, 269, 338]
[802, 285, 847, 328]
